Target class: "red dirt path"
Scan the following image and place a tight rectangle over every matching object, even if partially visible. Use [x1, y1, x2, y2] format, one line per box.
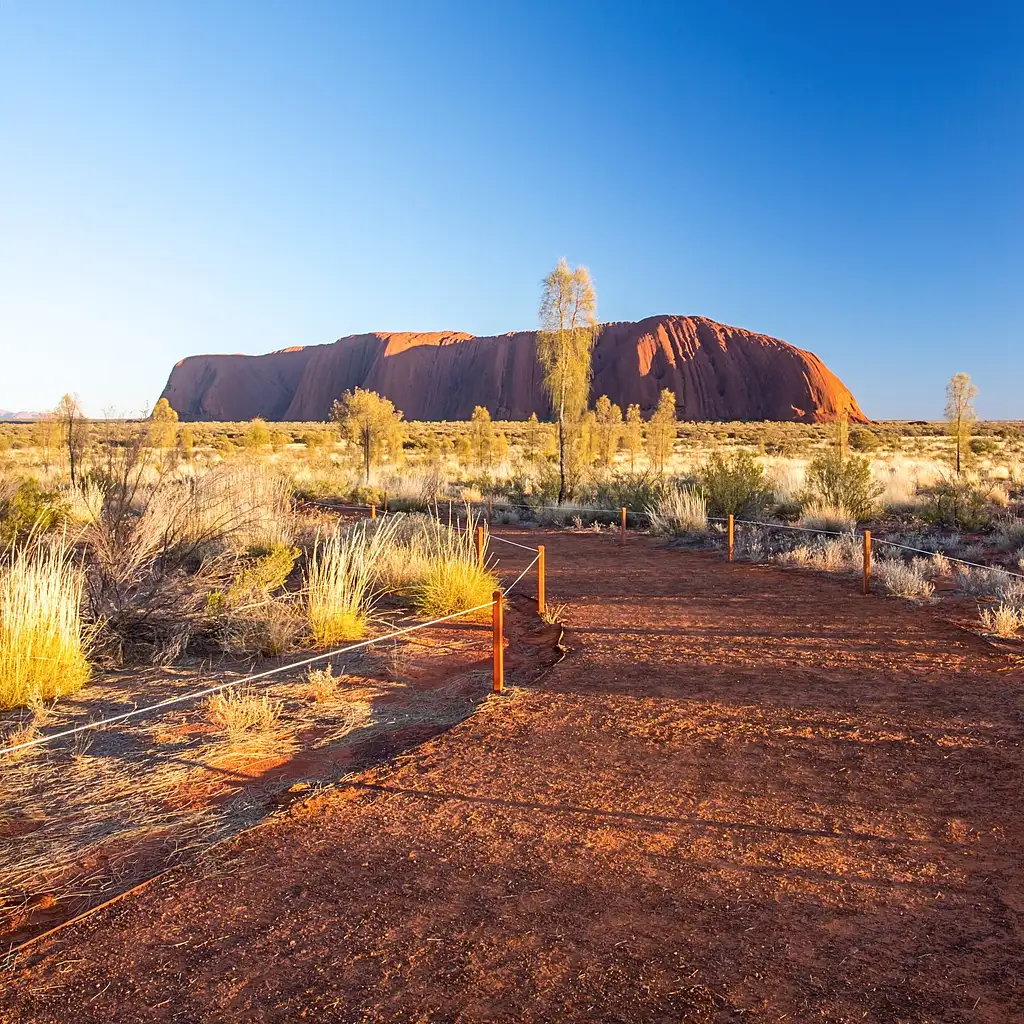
[3, 532, 1024, 1023]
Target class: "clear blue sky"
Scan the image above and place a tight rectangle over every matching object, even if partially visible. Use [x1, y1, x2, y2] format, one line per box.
[1, 1, 1021, 419]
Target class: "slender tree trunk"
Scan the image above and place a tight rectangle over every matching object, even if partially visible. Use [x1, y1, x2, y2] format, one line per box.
[557, 415, 566, 503]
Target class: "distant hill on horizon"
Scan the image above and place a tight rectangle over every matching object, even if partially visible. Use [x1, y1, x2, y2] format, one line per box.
[0, 410, 45, 421]
[160, 314, 867, 424]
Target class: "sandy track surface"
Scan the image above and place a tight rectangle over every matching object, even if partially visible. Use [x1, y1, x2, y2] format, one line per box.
[3, 531, 1024, 1023]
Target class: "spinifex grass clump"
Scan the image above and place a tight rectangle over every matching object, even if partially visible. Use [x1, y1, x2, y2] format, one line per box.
[980, 603, 1024, 638]
[645, 486, 708, 536]
[206, 686, 281, 745]
[306, 518, 400, 644]
[413, 511, 499, 619]
[0, 541, 91, 708]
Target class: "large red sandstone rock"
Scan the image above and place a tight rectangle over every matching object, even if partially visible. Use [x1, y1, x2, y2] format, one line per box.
[160, 315, 866, 423]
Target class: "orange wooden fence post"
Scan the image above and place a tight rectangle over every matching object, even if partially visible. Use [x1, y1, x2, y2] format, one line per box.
[383, 492, 388, 514]
[727, 514, 735, 562]
[370, 504, 376, 520]
[537, 544, 546, 616]
[863, 530, 872, 595]
[476, 525, 485, 569]
[620, 507, 627, 546]
[492, 589, 504, 693]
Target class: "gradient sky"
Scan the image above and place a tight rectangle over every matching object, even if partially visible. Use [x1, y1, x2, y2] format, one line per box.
[1, 1, 1021, 419]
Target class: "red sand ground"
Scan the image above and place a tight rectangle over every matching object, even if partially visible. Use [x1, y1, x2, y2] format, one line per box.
[3, 532, 1024, 1023]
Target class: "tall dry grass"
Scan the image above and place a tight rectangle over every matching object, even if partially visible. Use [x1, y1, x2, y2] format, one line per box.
[0, 541, 91, 708]
[646, 486, 708, 536]
[412, 511, 498, 618]
[306, 518, 402, 644]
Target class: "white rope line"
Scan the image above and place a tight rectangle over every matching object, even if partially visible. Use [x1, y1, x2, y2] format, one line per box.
[0, 601, 496, 759]
[504, 553, 541, 595]
[872, 539, 1024, 580]
[729, 518, 1024, 580]
[488, 534, 540, 553]
[734, 518, 845, 538]
[304, 500, 376, 511]
[487, 500, 650, 517]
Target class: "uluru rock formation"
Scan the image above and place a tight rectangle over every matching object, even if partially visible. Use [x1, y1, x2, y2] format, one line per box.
[160, 315, 866, 423]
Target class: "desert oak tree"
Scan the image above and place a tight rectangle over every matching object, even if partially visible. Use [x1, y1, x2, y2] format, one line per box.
[537, 258, 598, 502]
[645, 389, 677, 475]
[945, 372, 977, 475]
[55, 393, 89, 487]
[332, 387, 405, 482]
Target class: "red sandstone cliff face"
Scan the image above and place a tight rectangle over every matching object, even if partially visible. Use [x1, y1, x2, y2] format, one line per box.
[160, 316, 867, 423]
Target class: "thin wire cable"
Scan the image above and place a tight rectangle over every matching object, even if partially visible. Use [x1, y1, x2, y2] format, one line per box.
[730, 517, 1024, 580]
[0, 601, 496, 758]
[872, 538, 1024, 580]
[503, 553, 541, 595]
[488, 534, 541, 553]
[734, 518, 844, 538]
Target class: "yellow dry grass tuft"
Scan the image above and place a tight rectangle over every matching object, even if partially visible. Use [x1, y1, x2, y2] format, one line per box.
[206, 686, 281, 744]
[0, 541, 91, 709]
[980, 603, 1024, 638]
[306, 518, 402, 645]
[412, 512, 499, 619]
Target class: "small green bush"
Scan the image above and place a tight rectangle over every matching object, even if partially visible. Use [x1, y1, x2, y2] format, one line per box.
[0, 480, 66, 546]
[920, 480, 990, 530]
[803, 453, 882, 521]
[849, 428, 879, 452]
[699, 452, 771, 517]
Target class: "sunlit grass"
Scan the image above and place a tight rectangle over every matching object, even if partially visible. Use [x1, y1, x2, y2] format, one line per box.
[305, 518, 401, 645]
[0, 541, 91, 709]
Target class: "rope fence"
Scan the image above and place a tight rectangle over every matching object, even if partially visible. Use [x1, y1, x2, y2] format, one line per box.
[1, 509, 551, 759]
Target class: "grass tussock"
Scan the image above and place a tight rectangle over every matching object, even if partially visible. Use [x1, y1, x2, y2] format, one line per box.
[797, 500, 855, 535]
[206, 686, 281, 744]
[305, 662, 343, 702]
[0, 541, 92, 709]
[775, 535, 861, 573]
[646, 486, 708, 536]
[306, 518, 402, 645]
[979, 603, 1024, 638]
[411, 512, 499, 619]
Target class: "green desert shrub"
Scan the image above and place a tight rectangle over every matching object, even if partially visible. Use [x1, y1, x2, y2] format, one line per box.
[849, 427, 879, 452]
[919, 479, 991, 531]
[803, 452, 882, 521]
[0, 480, 66, 546]
[699, 452, 770, 517]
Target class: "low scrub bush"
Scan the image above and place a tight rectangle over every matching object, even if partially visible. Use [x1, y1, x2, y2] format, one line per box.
[206, 686, 281, 744]
[979, 604, 1024, 638]
[0, 540, 92, 708]
[0, 480, 66, 546]
[920, 479, 991, 531]
[994, 518, 1024, 551]
[699, 452, 771, 517]
[593, 472, 665, 515]
[797, 500, 855, 535]
[875, 557, 935, 599]
[803, 452, 882, 521]
[646, 486, 708, 537]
